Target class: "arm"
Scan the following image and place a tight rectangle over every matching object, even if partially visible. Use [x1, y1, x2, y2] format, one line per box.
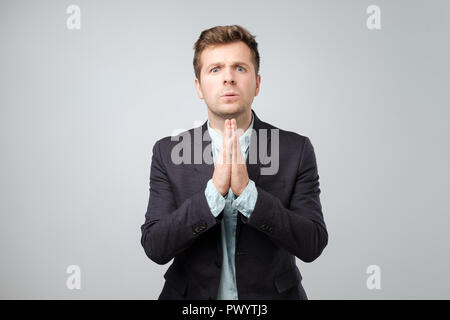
[240, 137, 328, 263]
[140, 140, 221, 265]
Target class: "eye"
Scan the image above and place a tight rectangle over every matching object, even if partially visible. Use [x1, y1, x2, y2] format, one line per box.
[211, 67, 219, 73]
[237, 66, 245, 72]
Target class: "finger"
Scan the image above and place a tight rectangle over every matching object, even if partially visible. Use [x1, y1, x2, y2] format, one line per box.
[222, 119, 228, 149]
[226, 136, 233, 165]
[232, 124, 237, 165]
[221, 120, 228, 164]
[234, 136, 242, 164]
[231, 119, 245, 165]
[225, 120, 232, 164]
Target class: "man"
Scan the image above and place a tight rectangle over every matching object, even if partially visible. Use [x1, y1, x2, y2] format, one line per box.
[141, 25, 328, 300]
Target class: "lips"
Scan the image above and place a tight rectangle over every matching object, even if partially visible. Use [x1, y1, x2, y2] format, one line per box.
[221, 92, 239, 97]
[220, 94, 239, 101]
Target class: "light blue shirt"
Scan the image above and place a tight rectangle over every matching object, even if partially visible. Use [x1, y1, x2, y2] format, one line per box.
[204, 115, 258, 300]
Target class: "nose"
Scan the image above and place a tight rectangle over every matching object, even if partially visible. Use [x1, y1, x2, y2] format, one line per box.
[224, 79, 235, 85]
[223, 67, 236, 85]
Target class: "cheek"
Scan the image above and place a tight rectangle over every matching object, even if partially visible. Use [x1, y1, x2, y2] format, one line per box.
[204, 82, 219, 99]
[242, 78, 256, 94]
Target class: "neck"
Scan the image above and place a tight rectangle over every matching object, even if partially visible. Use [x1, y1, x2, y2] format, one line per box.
[208, 108, 252, 137]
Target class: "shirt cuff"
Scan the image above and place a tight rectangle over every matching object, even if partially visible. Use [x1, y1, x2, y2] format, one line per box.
[204, 179, 226, 218]
[232, 179, 258, 218]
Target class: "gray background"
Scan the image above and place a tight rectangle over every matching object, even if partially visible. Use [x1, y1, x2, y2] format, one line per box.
[1, 0, 449, 299]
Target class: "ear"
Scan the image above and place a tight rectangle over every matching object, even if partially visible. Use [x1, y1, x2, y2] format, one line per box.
[194, 78, 204, 99]
[254, 74, 261, 96]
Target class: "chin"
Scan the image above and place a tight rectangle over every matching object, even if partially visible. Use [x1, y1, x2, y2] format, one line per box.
[215, 104, 246, 116]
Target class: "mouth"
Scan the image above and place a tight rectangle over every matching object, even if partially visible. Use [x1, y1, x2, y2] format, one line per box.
[220, 95, 239, 100]
[221, 92, 239, 99]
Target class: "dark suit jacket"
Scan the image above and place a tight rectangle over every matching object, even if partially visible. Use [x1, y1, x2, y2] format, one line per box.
[141, 110, 328, 300]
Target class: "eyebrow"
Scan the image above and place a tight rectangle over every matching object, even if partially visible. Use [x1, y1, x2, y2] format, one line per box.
[205, 61, 251, 70]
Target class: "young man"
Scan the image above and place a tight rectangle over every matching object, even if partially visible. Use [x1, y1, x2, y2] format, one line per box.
[141, 25, 328, 300]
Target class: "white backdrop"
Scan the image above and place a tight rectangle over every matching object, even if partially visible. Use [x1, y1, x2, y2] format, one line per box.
[1, 0, 449, 299]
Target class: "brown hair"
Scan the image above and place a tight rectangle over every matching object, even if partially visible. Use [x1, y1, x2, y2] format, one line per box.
[193, 25, 260, 81]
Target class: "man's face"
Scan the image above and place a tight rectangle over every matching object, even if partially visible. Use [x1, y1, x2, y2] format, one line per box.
[195, 41, 261, 118]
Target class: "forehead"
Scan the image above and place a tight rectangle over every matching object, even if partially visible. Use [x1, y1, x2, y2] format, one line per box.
[200, 41, 253, 68]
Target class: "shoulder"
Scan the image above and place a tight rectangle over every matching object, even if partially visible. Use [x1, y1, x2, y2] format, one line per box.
[153, 126, 197, 147]
[259, 118, 311, 148]
[150, 126, 200, 161]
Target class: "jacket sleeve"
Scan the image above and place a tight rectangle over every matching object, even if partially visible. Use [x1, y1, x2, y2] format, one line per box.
[240, 136, 328, 263]
[140, 140, 221, 265]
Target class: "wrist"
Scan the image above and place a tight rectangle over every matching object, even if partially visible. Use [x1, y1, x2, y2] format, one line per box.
[235, 178, 250, 197]
[212, 179, 229, 196]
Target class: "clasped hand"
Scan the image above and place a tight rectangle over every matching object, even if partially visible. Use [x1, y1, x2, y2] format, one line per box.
[212, 119, 249, 197]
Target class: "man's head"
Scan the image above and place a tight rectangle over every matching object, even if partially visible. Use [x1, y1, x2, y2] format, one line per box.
[193, 25, 261, 119]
